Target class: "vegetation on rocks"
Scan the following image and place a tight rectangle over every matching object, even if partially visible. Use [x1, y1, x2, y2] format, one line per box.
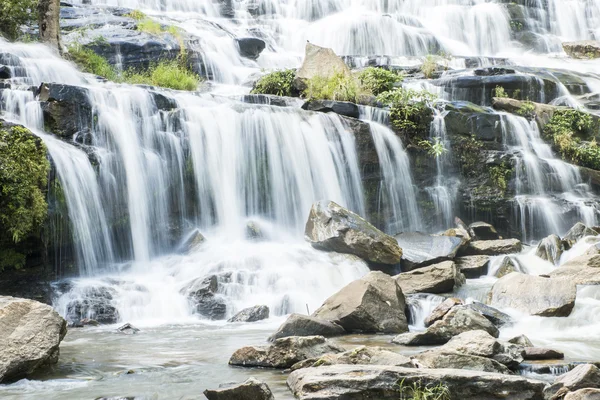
[68, 44, 119, 81]
[489, 162, 513, 193]
[357, 67, 402, 96]
[397, 379, 450, 400]
[304, 71, 369, 103]
[377, 88, 436, 137]
[0, 0, 38, 40]
[543, 109, 600, 170]
[0, 123, 50, 270]
[251, 69, 296, 97]
[418, 138, 447, 158]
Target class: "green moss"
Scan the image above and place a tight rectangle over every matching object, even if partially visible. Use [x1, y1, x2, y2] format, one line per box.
[377, 88, 436, 138]
[68, 44, 119, 81]
[125, 9, 146, 20]
[453, 135, 484, 177]
[251, 69, 296, 97]
[124, 61, 200, 91]
[543, 109, 600, 170]
[136, 19, 165, 35]
[304, 71, 370, 103]
[357, 67, 402, 96]
[489, 162, 513, 194]
[493, 86, 508, 98]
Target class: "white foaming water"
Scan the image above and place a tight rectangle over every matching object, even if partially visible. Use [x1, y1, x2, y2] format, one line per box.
[405, 293, 445, 329]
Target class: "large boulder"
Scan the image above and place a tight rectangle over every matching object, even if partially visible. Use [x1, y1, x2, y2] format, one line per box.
[227, 305, 269, 323]
[464, 301, 513, 327]
[395, 232, 463, 270]
[180, 276, 227, 320]
[464, 239, 522, 256]
[468, 221, 499, 240]
[489, 272, 576, 317]
[64, 286, 120, 324]
[236, 37, 266, 60]
[294, 43, 351, 92]
[554, 364, 600, 392]
[535, 234, 564, 265]
[549, 253, 600, 285]
[38, 83, 93, 139]
[565, 389, 600, 400]
[268, 314, 345, 341]
[424, 297, 463, 327]
[312, 271, 409, 334]
[228, 335, 344, 369]
[563, 223, 599, 248]
[204, 377, 274, 400]
[392, 305, 499, 346]
[454, 255, 490, 278]
[292, 346, 414, 370]
[415, 351, 510, 374]
[0, 296, 68, 383]
[395, 261, 465, 295]
[563, 41, 600, 60]
[301, 100, 360, 119]
[287, 364, 547, 400]
[305, 200, 402, 265]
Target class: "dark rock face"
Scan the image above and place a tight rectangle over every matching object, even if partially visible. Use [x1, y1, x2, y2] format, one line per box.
[38, 83, 93, 139]
[204, 377, 275, 400]
[301, 100, 360, 119]
[181, 276, 227, 320]
[523, 347, 564, 360]
[287, 364, 547, 400]
[236, 38, 266, 60]
[563, 41, 600, 59]
[313, 271, 409, 334]
[268, 314, 345, 341]
[65, 286, 120, 324]
[227, 305, 269, 323]
[468, 221, 499, 240]
[395, 232, 463, 270]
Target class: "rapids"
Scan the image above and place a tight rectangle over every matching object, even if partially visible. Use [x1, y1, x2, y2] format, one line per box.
[1, 0, 600, 398]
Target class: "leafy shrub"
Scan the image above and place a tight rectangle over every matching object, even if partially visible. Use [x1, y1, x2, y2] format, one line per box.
[517, 100, 536, 119]
[304, 71, 369, 103]
[124, 61, 200, 91]
[493, 86, 508, 98]
[421, 55, 439, 79]
[489, 162, 513, 193]
[136, 19, 165, 35]
[251, 69, 296, 97]
[357, 67, 401, 96]
[418, 137, 447, 157]
[377, 88, 436, 137]
[125, 9, 146, 20]
[0, 0, 38, 40]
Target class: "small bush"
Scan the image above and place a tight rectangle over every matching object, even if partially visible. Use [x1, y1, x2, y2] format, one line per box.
[418, 137, 447, 158]
[304, 71, 369, 103]
[517, 100, 536, 119]
[251, 69, 296, 97]
[0, 0, 38, 40]
[124, 61, 200, 91]
[125, 9, 146, 20]
[377, 88, 436, 137]
[421, 55, 439, 79]
[397, 379, 450, 400]
[489, 162, 513, 193]
[357, 67, 401, 96]
[136, 19, 165, 35]
[493, 86, 508, 98]
[68, 44, 119, 81]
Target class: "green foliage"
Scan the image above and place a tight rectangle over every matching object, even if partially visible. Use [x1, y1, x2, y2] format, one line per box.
[517, 100, 536, 119]
[493, 86, 508, 98]
[68, 44, 119, 81]
[489, 162, 513, 193]
[397, 379, 451, 400]
[0, 123, 49, 244]
[136, 19, 165, 35]
[455, 135, 484, 176]
[421, 55, 439, 79]
[251, 69, 296, 97]
[0, 0, 38, 41]
[357, 67, 402, 96]
[123, 61, 200, 91]
[544, 109, 600, 169]
[125, 9, 146, 20]
[304, 71, 370, 103]
[418, 137, 447, 158]
[377, 88, 436, 136]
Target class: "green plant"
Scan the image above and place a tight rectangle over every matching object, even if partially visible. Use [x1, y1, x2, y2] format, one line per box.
[0, 123, 49, 244]
[0, 0, 38, 40]
[418, 137, 447, 157]
[251, 69, 296, 97]
[489, 162, 513, 193]
[136, 19, 165, 35]
[493, 86, 508, 98]
[125, 9, 146, 20]
[377, 88, 436, 137]
[304, 71, 369, 103]
[357, 67, 402, 96]
[421, 55, 439, 79]
[397, 379, 451, 400]
[517, 100, 536, 119]
[68, 43, 119, 80]
[123, 60, 200, 91]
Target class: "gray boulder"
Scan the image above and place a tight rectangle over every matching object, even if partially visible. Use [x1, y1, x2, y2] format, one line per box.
[305, 200, 402, 265]
[454, 255, 490, 278]
[229, 335, 344, 369]
[563, 223, 599, 248]
[292, 346, 414, 370]
[424, 297, 463, 327]
[294, 43, 351, 92]
[395, 261, 465, 295]
[509, 334, 534, 347]
[523, 347, 564, 360]
[313, 271, 409, 334]
[464, 301, 513, 327]
[468, 221, 500, 240]
[228, 305, 269, 323]
[392, 306, 499, 346]
[554, 364, 600, 392]
[535, 234, 564, 265]
[395, 232, 463, 270]
[415, 350, 510, 374]
[181, 229, 206, 253]
[549, 253, 600, 285]
[464, 239, 522, 256]
[287, 364, 547, 400]
[268, 314, 345, 341]
[565, 389, 600, 400]
[204, 377, 274, 400]
[490, 272, 576, 317]
[181, 276, 227, 320]
[0, 296, 68, 383]
[236, 38, 266, 60]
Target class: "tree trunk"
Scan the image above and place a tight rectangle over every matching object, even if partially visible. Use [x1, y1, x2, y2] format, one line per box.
[38, 0, 62, 53]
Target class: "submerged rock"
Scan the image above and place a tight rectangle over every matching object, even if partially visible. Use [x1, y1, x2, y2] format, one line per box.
[287, 364, 547, 400]
[305, 200, 402, 265]
[392, 305, 498, 346]
[204, 377, 274, 400]
[227, 305, 269, 323]
[490, 272, 576, 317]
[395, 261, 465, 295]
[117, 323, 140, 335]
[181, 276, 227, 320]
[464, 239, 522, 256]
[312, 271, 409, 334]
[181, 229, 206, 253]
[229, 335, 344, 369]
[395, 232, 463, 270]
[268, 314, 345, 341]
[65, 286, 120, 324]
[0, 296, 67, 383]
[245, 221, 264, 240]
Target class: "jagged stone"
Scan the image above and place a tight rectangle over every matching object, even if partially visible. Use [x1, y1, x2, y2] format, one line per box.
[395, 261, 465, 295]
[563, 223, 599, 248]
[454, 255, 490, 278]
[294, 43, 351, 91]
[424, 297, 463, 327]
[227, 305, 269, 323]
[535, 234, 564, 265]
[468, 221, 499, 240]
[268, 314, 345, 341]
[395, 232, 464, 270]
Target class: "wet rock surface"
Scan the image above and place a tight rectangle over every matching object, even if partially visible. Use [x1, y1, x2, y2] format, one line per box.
[395, 232, 463, 270]
[227, 305, 269, 323]
[268, 314, 345, 341]
[204, 377, 274, 400]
